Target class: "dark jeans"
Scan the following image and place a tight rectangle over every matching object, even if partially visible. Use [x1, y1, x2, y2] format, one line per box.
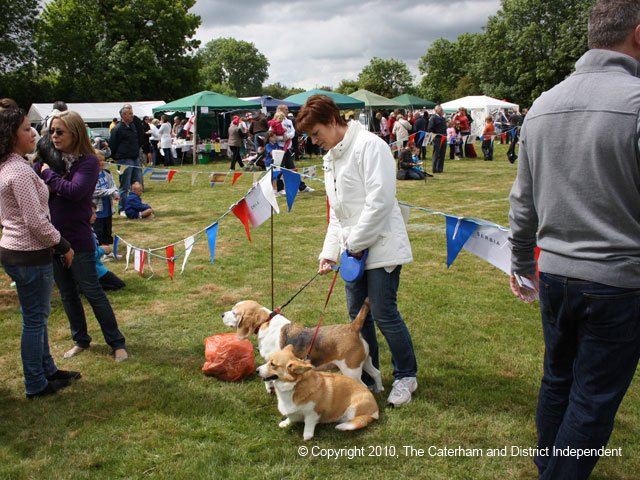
[150, 140, 160, 165]
[3, 263, 58, 395]
[535, 272, 640, 480]
[53, 250, 125, 351]
[432, 138, 447, 173]
[93, 215, 113, 245]
[276, 150, 308, 191]
[162, 147, 174, 166]
[482, 139, 493, 160]
[117, 157, 143, 212]
[345, 266, 417, 382]
[229, 145, 243, 170]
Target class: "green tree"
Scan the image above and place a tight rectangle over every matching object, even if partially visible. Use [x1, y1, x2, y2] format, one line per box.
[0, 0, 40, 74]
[262, 82, 304, 99]
[335, 79, 360, 95]
[37, 0, 201, 102]
[197, 38, 269, 97]
[357, 58, 412, 98]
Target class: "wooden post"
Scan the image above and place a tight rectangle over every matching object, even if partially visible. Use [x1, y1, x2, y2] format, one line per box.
[192, 101, 198, 165]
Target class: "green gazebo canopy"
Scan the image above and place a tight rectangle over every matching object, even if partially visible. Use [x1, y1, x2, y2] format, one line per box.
[283, 89, 365, 109]
[152, 91, 261, 113]
[392, 93, 437, 109]
[348, 89, 403, 108]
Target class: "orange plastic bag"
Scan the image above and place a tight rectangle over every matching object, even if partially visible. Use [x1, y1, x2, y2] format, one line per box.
[202, 333, 255, 382]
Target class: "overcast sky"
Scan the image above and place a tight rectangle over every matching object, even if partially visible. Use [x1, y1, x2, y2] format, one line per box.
[192, 0, 501, 91]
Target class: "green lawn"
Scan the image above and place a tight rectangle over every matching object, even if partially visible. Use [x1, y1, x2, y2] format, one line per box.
[1, 145, 638, 479]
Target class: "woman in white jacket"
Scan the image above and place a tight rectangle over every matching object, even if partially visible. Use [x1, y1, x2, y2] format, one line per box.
[297, 95, 418, 407]
[158, 115, 173, 166]
[392, 114, 412, 146]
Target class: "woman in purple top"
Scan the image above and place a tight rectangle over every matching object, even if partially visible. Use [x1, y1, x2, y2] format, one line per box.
[35, 111, 128, 362]
[0, 108, 78, 398]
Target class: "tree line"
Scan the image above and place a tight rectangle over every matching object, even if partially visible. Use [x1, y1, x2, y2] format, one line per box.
[1, 0, 594, 109]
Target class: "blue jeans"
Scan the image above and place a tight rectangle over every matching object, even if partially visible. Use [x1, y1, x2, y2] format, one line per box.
[52, 251, 125, 351]
[535, 272, 640, 479]
[117, 157, 143, 212]
[345, 266, 417, 382]
[3, 263, 58, 394]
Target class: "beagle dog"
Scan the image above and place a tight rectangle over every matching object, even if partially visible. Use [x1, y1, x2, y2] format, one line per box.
[222, 298, 383, 393]
[257, 345, 379, 440]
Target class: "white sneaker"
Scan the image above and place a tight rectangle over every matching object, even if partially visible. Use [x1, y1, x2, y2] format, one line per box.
[387, 377, 417, 407]
[119, 211, 126, 217]
[302, 186, 314, 193]
[278, 189, 286, 195]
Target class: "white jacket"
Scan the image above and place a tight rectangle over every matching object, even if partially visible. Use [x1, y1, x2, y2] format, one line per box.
[320, 121, 413, 270]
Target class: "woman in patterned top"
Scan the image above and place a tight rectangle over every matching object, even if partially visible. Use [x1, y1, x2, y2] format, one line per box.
[0, 108, 78, 399]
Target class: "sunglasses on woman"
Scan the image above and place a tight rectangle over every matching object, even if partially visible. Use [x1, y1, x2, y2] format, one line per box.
[49, 128, 67, 137]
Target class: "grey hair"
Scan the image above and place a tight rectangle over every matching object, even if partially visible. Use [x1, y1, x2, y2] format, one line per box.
[588, 0, 640, 49]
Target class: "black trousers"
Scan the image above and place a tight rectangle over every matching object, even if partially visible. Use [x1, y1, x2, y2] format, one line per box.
[432, 139, 447, 173]
[229, 145, 243, 170]
[93, 216, 113, 245]
[99, 271, 126, 291]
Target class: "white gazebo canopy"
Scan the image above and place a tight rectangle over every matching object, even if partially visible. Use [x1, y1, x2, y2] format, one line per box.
[28, 101, 166, 125]
[441, 95, 519, 136]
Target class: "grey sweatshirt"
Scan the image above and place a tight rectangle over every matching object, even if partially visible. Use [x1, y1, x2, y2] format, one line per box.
[509, 49, 640, 288]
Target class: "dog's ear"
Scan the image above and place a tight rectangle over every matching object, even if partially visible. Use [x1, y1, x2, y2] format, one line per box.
[235, 311, 251, 340]
[283, 344, 295, 353]
[287, 359, 312, 376]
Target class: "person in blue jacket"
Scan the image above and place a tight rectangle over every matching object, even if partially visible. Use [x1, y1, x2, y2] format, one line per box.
[124, 182, 154, 219]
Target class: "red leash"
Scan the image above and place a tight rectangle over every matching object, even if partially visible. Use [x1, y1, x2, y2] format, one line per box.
[305, 267, 339, 361]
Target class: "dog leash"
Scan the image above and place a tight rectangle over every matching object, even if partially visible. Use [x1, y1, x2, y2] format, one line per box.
[268, 271, 322, 320]
[305, 266, 340, 361]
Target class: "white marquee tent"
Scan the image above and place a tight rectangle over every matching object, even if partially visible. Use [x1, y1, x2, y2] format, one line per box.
[27, 101, 166, 125]
[441, 95, 519, 136]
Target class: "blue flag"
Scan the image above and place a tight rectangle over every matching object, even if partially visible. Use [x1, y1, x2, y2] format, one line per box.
[445, 216, 478, 268]
[282, 170, 301, 212]
[143, 168, 153, 177]
[206, 223, 219, 264]
[113, 235, 119, 260]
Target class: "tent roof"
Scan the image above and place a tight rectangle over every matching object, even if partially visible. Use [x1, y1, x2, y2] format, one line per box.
[242, 96, 302, 112]
[152, 91, 261, 113]
[440, 95, 519, 111]
[283, 89, 365, 109]
[28, 101, 165, 124]
[348, 89, 403, 108]
[392, 93, 437, 109]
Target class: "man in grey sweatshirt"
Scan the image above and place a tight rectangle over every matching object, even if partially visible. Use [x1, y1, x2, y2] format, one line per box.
[508, 1, 640, 478]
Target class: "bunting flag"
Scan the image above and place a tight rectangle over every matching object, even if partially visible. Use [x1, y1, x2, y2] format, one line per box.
[425, 133, 434, 145]
[258, 172, 279, 213]
[143, 168, 153, 177]
[501, 133, 506, 143]
[466, 135, 476, 145]
[445, 216, 478, 268]
[210, 173, 228, 186]
[282, 170, 301, 212]
[125, 245, 132, 270]
[414, 131, 426, 145]
[149, 169, 170, 181]
[166, 245, 175, 280]
[440, 136, 447, 146]
[302, 166, 317, 178]
[117, 166, 128, 175]
[245, 186, 273, 228]
[134, 248, 146, 276]
[232, 199, 252, 242]
[113, 235, 119, 260]
[191, 172, 199, 186]
[206, 223, 219, 264]
[181, 236, 195, 273]
[184, 115, 195, 133]
[232, 173, 242, 186]
[462, 223, 511, 274]
[408, 133, 416, 143]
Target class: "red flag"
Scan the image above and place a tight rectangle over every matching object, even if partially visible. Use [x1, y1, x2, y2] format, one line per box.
[166, 246, 175, 280]
[232, 172, 242, 185]
[501, 133, 506, 143]
[440, 136, 446, 146]
[167, 171, 177, 183]
[232, 199, 252, 242]
[409, 133, 416, 143]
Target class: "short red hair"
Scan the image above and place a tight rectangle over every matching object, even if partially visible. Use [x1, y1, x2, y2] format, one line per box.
[296, 95, 347, 134]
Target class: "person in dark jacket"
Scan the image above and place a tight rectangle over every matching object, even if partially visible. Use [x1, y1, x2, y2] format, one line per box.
[109, 105, 141, 214]
[427, 105, 448, 174]
[412, 112, 428, 160]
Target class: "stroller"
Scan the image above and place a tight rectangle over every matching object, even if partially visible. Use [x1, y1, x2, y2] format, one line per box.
[242, 148, 267, 171]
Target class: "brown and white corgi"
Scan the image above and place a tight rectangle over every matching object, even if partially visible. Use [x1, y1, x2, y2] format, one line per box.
[257, 345, 379, 440]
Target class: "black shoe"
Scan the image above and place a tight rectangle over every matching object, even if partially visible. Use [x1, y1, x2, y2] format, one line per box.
[26, 378, 71, 399]
[46, 370, 81, 381]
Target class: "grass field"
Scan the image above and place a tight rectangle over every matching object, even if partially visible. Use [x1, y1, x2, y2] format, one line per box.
[1, 144, 638, 479]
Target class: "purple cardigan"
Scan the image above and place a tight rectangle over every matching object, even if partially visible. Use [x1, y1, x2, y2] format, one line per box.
[34, 154, 99, 253]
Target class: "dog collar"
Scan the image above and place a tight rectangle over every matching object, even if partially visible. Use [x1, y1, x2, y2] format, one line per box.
[254, 309, 280, 335]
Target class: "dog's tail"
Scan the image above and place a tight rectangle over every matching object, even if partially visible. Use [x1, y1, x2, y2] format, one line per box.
[350, 297, 370, 333]
[335, 414, 377, 432]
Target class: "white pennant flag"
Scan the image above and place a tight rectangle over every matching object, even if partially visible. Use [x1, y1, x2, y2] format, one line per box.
[462, 223, 511, 275]
[258, 172, 280, 213]
[134, 249, 145, 276]
[191, 172, 199, 186]
[181, 236, 195, 274]
[245, 185, 274, 228]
